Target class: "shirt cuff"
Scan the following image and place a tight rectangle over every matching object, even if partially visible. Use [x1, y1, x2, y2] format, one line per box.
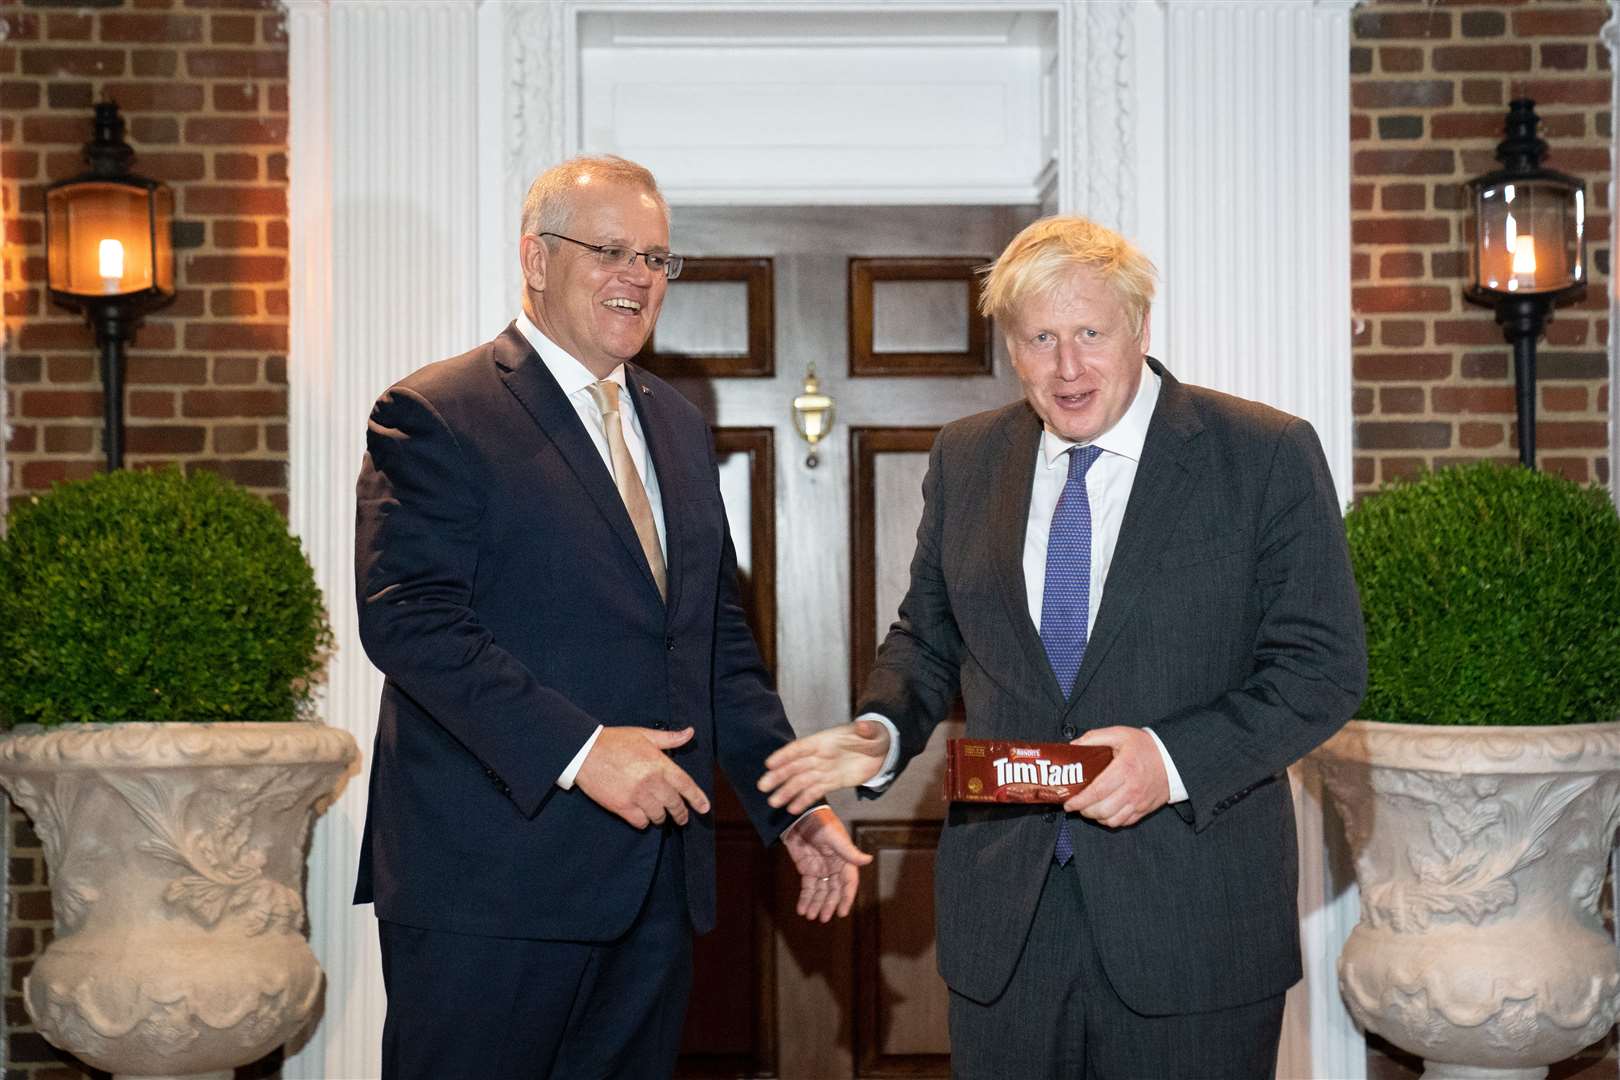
[859, 712, 903, 790]
[782, 803, 831, 839]
[1144, 727, 1188, 804]
[556, 724, 604, 790]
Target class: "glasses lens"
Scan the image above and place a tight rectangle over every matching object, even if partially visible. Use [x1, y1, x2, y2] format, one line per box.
[595, 245, 631, 267]
[664, 254, 684, 280]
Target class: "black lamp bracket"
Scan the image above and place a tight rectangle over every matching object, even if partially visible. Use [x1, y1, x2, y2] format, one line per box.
[85, 101, 136, 178]
[1495, 98, 1549, 174]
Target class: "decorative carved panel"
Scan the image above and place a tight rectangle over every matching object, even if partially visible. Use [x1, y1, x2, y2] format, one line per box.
[849, 259, 991, 377]
[640, 258, 775, 379]
[853, 822, 950, 1078]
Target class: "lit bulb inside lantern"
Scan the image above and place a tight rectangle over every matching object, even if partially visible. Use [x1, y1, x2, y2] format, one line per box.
[1512, 234, 1537, 276]
[98, 238, 125, 294]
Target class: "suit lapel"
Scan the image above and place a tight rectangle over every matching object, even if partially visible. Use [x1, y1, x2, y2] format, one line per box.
[624, 365, 685, 618]
[493, 324, 667, 607]
[1065, 360, 1204, 707]
[988, 407, 1069, 710]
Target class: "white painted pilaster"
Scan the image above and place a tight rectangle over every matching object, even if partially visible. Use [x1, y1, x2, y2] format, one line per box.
[1149, 3, 1364, 1077]
[286, 2, 487, 1076]
[1160, 0, 1357, 510]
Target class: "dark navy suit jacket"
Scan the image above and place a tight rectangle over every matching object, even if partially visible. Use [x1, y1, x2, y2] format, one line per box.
[353, 323, 798, 940]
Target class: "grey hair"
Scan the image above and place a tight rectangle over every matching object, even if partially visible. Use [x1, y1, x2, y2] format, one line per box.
[519, 155, 669, 240]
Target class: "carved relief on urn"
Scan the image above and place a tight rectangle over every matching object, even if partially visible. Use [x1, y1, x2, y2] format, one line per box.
[0, 723, 356, 1080]
[1315, 721, 1620, 1079]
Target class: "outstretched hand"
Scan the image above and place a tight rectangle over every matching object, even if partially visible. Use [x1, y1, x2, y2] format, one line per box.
[574, 726, 711, 829]
[781, 806, 872, 921]
[758, 719, 892, 816]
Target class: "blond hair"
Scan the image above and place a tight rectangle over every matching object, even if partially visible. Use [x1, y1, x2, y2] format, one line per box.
[519, 155, 669, 240]
[979, 216, 1157, 336]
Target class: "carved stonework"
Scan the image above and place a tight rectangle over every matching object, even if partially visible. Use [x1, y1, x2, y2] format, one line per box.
[0, 722, 357, 1078]
[1064, 1, 1136, 232]
[508, 1, 567, 203]
[1315, 720, 1620, 1077]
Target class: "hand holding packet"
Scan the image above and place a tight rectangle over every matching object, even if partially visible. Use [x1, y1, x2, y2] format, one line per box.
[945, 737, 1113, 803]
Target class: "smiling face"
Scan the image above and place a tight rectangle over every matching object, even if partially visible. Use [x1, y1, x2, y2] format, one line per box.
[1005, 266, 1150, 445]
[521, 177, 670, 379]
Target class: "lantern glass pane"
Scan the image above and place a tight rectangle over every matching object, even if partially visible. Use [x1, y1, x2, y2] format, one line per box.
[1468, 177, 1584, 295]
[44, 181, 156, 297]
[152, 185, 174, 294]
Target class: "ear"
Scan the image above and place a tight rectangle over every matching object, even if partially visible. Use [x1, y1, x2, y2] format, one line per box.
[519, 233, 549, 294]
[1137, 309, 1152, 356]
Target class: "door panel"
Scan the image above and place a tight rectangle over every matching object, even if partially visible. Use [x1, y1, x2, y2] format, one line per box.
[682, 429, 781, 1076]
[670, 205, 1035, 1078]
[855, 823, 949, 1078]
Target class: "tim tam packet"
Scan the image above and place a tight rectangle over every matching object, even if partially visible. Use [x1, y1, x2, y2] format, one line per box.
[945, 738, 1114, 803]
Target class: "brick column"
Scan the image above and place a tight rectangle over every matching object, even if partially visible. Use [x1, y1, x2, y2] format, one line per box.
[0, 1, 290, 1075]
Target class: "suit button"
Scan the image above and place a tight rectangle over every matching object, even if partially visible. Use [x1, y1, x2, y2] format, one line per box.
[652, 720, 667, 730]
[1061, 724, 1077, 740]
[666, 636, 676, 651]
[1043, 810, 1056, 822]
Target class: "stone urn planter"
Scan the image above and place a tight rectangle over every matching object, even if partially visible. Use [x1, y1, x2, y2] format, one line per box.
[0, 722, 357, 1080]
[1314, 720, 1620, 1080]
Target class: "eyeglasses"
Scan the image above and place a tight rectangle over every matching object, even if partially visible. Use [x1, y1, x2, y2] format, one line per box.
[538, 232, 685, 280]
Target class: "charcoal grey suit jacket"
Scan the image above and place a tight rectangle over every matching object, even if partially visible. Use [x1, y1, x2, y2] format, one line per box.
[859, 358, 1367, 1014]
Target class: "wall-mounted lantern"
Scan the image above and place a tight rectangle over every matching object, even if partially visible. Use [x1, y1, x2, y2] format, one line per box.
[44, 102, 175, 470]
[1463, 98, 1586, 470]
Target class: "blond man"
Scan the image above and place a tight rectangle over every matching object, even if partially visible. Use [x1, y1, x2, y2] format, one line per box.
[760, 216, 1366, 1078]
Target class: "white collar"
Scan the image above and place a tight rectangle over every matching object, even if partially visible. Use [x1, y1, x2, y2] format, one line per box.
[1039, 360, 1161, 469]
[515, 313, 625, 398]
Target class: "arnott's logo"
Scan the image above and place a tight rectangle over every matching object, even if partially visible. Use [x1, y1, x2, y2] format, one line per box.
[992, 756, 1087, 788]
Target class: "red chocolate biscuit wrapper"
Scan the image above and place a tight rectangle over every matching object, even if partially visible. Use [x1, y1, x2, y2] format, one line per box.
[945, 738, 1114, 803]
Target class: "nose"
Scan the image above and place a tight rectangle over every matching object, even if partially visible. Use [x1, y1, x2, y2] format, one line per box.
[1055, 344, 1085, 381]
[619, 253, 656, 286]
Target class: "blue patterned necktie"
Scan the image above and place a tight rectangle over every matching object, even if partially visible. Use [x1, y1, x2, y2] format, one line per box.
[1040, 443, 1103, 866]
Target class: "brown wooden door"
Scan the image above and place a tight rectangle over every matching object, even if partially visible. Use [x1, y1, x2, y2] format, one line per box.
[657, 205, 1036, 1079]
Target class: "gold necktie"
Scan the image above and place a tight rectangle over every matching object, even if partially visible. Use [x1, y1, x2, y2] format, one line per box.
[587, 380, 667, 600]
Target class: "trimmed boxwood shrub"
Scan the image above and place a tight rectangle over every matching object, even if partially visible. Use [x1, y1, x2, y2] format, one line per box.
[1345, 462, 1620, 726]
[0, 468, 332, 727]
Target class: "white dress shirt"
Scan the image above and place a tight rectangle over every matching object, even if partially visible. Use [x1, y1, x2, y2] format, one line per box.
[863, 361, 1188, 803]
[515, 314, 668, 790]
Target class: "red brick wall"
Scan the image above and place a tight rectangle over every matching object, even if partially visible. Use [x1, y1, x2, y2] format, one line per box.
[1, 0, 290, 512]
[0, 1, 289, 1075]
[1351, 0, 1612, 496]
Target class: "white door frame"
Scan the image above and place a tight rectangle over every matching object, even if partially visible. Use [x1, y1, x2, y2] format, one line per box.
[285, 3, 1361, 1076]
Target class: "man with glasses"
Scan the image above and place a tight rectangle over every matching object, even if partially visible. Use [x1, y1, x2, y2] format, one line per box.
[355, 154, 868, 1079]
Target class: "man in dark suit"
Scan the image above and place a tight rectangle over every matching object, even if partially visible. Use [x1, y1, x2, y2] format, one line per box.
[759, 216, 1366, 1078]
[354, 155, 868, 1080]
